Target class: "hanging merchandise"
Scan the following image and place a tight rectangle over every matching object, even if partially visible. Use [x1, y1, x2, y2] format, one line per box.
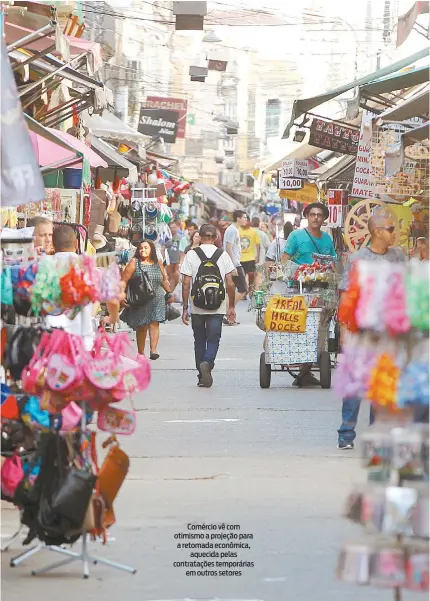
[336, 257, 430, 599]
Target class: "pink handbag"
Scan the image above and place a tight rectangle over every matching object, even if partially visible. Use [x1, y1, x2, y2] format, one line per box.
[110, 336, 151, 400]
[22, 331, 51, 393]
[83, 330, 123, 390]
[60, 402, 83, 432]
[1, 454, 24, 498]
[97, 399, 136, 436]
[45, 331, 84, 392]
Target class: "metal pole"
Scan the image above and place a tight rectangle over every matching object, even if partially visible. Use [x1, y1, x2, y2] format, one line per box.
[18, 52, 87, 97]
[6, 23, 54, 53]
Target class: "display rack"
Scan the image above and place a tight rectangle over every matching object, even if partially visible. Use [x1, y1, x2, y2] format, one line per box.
[1, 252, 139, 579]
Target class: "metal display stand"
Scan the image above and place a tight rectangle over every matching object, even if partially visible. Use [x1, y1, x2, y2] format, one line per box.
[3, 253, 137, 577]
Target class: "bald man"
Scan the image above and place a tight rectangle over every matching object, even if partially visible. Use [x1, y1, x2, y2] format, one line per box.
[337, 211, 405, 449]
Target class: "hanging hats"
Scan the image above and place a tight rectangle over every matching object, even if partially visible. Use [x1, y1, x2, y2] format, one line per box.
[92, 225, 108, 250]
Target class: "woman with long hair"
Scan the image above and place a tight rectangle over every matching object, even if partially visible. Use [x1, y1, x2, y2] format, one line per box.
[184, 230, 201, 254]
[121, 240, 173, 359]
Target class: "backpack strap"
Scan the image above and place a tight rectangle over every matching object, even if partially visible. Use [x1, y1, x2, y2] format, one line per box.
[193, 247, 207, 263]
[211, 248, 224, 264]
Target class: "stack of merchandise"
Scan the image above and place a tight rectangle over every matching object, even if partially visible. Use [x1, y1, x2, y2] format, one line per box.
[335, 259, 429, 596]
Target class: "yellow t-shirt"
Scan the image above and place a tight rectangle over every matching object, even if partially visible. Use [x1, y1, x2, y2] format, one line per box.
[239, 227, 260, 263]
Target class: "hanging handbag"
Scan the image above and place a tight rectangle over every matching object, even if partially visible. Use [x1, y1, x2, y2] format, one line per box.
[1, 453, 24, 498]
[97, 435, 129, 510]
[97, 398, 136, 436]
[83, 329, 124, 390]
[45, 331, 84, 393]
[126, 260, 155, 306]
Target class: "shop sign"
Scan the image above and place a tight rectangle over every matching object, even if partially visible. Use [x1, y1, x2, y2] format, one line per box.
[145, 96, 187, 138]
[281, 159, 308, 179]
[327, 205, 343, 228]
[279, 183, 320, 203]
[309, 118, 359, 155]
[138, 107, 179, 144]
[278, 176, 304, 190]
[328, 189, 348, 205]
[351, 110, 376, 198]
[265, 295, 308, 333]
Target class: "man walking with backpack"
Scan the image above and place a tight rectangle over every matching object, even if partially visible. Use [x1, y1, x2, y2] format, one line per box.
[181, 224, 236, 388]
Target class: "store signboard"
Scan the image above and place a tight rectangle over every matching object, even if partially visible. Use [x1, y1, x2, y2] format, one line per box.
[138, 107, 179, 144]
[309, 118, 359, 155]
[278, 176, 304, 190]
[351, 110, 376, 198]
[281, 159, 308, 179]
[145, 96, 188, 138]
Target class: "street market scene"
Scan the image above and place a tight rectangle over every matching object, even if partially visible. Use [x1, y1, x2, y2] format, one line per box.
[0, 1, 429, 601]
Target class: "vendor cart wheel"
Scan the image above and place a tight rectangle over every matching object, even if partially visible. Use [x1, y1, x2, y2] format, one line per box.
[259, 352, 271, 389]
[319, 351, 331, 389]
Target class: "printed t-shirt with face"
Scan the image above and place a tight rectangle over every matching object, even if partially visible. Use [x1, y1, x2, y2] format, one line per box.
[223, 223, 242, 267]
[165, 234, 181, 264]
[180, 244, 235, 315]
[239, 227, 260, 263]
[284, 229, 336, 265]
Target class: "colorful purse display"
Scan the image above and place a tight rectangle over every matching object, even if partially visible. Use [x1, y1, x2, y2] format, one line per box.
[97, 399, 136, 436]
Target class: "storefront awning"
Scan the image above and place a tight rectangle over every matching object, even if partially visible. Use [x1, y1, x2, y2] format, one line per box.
[194, 183, 243, 212]
[283, 47, 430, 138]
[260, 139, 321, 172]
[82, 110, 147, 145]
[375, 88, 429, 123]
[146, 150, 179, 169]
[89, 135, 138, 182]
[25, 114, 108, 170]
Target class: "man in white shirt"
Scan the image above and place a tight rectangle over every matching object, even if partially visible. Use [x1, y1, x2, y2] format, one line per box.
[222, 209, 248, 324]
[181, 224, 236, 388]
[46, 225, 122, 350]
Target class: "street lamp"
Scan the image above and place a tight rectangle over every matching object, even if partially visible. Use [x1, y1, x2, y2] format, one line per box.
[203, 30, 222, 43]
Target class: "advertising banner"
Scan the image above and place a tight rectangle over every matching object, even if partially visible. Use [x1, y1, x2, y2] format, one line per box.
[138, 107, 179, 144]
[145, 96, 188, 138]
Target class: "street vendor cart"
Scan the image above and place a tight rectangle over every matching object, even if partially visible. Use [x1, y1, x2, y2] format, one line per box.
[253, 257, 339, 389]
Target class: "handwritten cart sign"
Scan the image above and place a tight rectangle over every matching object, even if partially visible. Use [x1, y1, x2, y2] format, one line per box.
[351, 110, 375, 198]
[265, 295, 308, 333]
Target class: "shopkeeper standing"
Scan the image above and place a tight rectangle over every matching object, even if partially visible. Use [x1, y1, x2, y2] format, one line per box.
[281, 203, 336, 388]
[282, 203, 336, 265]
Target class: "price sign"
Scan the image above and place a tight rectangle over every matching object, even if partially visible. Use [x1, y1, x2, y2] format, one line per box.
[327, 204, 343, 227]
[281, 159, 309, 179]
[265, 295, 308, 333]
[278, 176, 304, 190]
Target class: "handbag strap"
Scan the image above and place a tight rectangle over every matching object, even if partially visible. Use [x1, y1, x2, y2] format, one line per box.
[303, 228, 323, 256]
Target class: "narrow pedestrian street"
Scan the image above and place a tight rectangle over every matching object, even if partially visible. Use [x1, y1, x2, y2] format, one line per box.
[2, 303, 424, 601]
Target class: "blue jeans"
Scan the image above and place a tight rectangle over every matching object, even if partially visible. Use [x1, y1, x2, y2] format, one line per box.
[191, 314, 223, 379]
[338, 397, 375, 443]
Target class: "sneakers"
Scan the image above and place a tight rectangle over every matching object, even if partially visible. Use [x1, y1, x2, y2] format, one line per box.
[337, 440, 354, 450]
[199, 362, 213, 388]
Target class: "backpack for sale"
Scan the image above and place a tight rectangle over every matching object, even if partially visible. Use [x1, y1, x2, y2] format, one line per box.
[191, 248, 225, 311]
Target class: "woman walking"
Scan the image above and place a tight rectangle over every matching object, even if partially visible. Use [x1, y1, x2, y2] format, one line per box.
[184, 230, 201, 254]
[121, 240, 173, 360]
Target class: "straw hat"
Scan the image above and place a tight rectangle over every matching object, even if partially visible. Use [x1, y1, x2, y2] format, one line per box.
[92, 224, 108, 250]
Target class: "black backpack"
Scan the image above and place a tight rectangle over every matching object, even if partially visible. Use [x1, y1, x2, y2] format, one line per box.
[191, 248, 225, 310]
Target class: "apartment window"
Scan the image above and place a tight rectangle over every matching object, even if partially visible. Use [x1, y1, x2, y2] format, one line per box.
[185, 138, 203, 156]
[265, 99, 281, 138]
[202, 130, 218, 151]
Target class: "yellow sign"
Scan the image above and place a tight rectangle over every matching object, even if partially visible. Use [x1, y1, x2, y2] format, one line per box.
[265, 295, 308, 333]
[279, 183, 326, 205]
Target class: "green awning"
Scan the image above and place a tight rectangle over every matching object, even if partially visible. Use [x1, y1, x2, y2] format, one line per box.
[282, 47, 429, 139]
[376, 88, 429, 122]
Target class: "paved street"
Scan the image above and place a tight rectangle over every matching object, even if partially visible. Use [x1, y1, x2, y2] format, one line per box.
[2, 304, 425, 601]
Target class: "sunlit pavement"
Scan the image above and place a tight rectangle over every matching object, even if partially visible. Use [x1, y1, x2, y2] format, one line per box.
[2, 303, 425, 601]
